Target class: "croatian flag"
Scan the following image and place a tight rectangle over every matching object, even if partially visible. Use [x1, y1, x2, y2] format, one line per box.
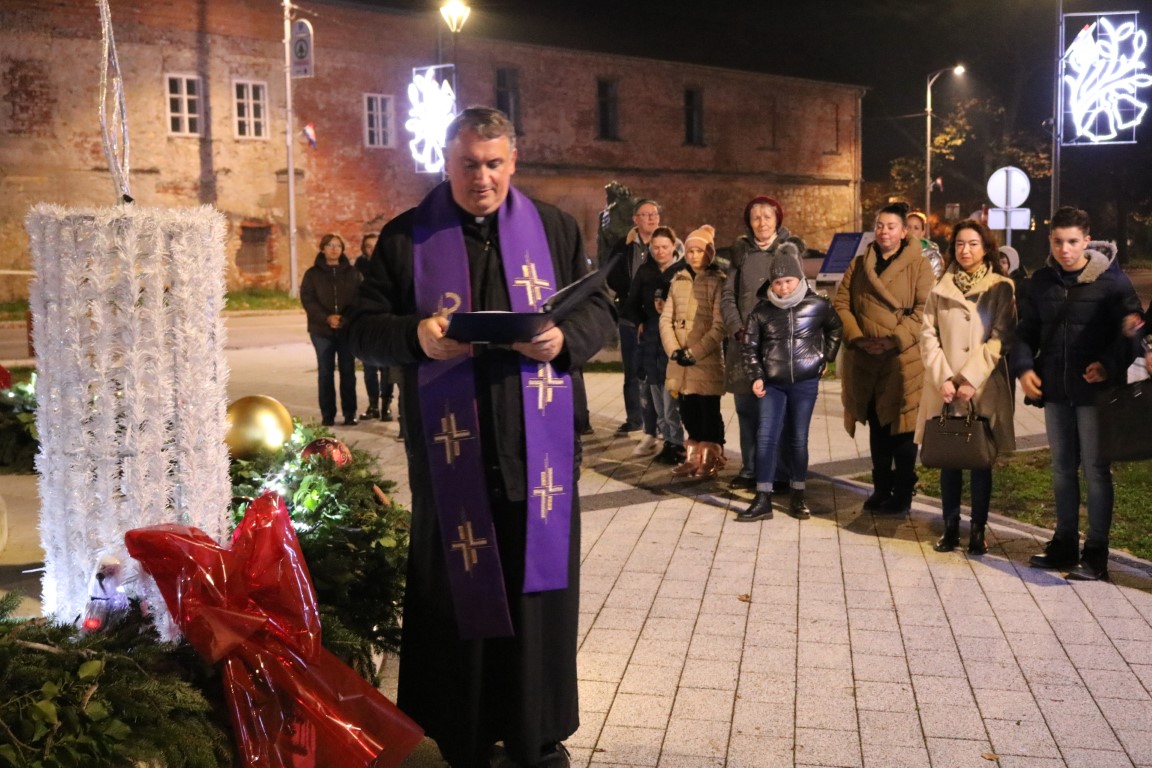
[302, 122, 317, 149]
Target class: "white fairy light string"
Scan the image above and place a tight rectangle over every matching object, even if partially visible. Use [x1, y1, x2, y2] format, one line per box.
[97, 0, 131, 202]
[27, 1, 230, 627]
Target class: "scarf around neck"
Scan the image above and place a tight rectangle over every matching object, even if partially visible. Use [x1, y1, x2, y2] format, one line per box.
[952, 262, 988, 294]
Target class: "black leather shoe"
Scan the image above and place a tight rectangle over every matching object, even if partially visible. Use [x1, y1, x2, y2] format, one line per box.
[873, 495, 911, 515]
[321, 419, 335, 427]
[789, 490, 810, 520]
[1029, 537, 1079, 569]
[736, 492, 773, 522]
[381, 407, 394, 422]
[1065, 546, 1109, 581]
[729, 474, 755, 490]
[532, 743, 571, 768]
[615, 421, 641, 435]
[934, 518, 960, 552]
[359, 407, 380, 420]
[342, 417, 359, 426]
[967, 524, 987, 555]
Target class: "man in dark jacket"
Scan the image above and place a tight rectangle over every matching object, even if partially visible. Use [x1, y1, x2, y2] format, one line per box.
[346, 107, 612, 768]
[300, 234, 361, 426]
[1012, 206, 1143, 582]
[605, 198, 662, 435]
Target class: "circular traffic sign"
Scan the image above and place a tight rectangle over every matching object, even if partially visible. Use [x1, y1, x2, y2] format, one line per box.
[987, 166, 1030, 209]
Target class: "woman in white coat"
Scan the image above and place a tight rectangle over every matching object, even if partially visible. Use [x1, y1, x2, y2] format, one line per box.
[916, 220, 1017, 554]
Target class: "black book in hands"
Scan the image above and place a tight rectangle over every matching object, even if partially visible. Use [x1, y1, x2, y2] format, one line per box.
[445, 257, 615, 344]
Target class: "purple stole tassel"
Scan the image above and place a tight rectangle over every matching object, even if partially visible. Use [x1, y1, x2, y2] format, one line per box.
[412, 183, 574, 640]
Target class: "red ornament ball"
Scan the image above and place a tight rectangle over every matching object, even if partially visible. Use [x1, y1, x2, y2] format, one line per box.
[301, 437, 352, 466]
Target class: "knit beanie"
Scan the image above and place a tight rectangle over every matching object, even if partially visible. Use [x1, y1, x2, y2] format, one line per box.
[684, 224, 716, 255]
[743, 196, 785, 230]
[769, 242, 805, 282]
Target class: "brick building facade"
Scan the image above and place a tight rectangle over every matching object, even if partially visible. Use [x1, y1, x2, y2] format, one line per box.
[0, 0, 863, 301]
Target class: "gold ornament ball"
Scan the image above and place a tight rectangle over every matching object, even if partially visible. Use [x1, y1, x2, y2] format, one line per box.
[225, 395, 294, 458]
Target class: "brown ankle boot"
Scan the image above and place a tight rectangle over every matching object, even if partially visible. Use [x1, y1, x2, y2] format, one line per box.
[671, 440, 701, 476]
[695, 442, 726, 478]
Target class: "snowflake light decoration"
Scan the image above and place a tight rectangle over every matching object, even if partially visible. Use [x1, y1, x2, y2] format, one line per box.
[405, 65, 457, 173]
[1063, 14, 1152, 145]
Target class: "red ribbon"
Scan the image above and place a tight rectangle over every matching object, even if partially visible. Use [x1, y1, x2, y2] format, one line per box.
[125, 493, 423, 768]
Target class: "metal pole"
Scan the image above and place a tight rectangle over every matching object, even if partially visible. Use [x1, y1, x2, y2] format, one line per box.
[925, 74, 934, 218]
[1050, 0, 1065, 219]
[283, 0, 300, 298]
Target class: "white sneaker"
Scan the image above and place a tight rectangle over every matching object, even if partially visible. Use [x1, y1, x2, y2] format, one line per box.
[631, 434, 659, 456]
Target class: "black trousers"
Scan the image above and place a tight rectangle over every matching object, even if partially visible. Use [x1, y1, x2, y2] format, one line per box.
[866, 400, 917, 495]
[679, 394, 724, 443]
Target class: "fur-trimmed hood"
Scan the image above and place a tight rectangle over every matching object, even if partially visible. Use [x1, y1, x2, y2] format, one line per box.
[1044, 240, 1116, 283]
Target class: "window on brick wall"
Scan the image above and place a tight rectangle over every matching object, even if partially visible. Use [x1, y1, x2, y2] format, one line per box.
[684, 87, 704, 146]
[167, 74, 202, 136]
[233, 80, 267, 139]
[237, 222, 273, 276]
[597, 78, 619, 140]
[364, 94, 395, 148]
[824, 103, 841, 155]
[495, 68, 522, 134]
[761, 96, 778, 151]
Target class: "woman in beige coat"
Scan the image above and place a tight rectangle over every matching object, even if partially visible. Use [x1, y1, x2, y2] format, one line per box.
[661, 225, 727, 477]
[916, 220, 1016, 554]
[835, 202, 935, 514]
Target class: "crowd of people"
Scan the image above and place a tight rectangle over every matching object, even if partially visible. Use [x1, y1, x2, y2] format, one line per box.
[293, 106, 1145, 768]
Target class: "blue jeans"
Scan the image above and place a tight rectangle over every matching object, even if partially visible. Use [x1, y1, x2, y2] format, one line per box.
[754, 378, 819, 492]
[737, 392, 794, 481]
[618, 321, 643, 427]
[311, 333, 358, 423]
[643, 382, 683, 445]
[1044, 401, 1112, 548]
[940, 468, 992, 526]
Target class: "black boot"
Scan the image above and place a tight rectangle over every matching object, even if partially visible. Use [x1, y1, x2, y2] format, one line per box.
[736, 492, 773, 522]
[380, 403, 393, 422]
[874, 490, 913, 515]
[967, 523, 987, 555]
[934, 517, 960, 552]
[1029, 536, 1080, 570]
[1065, 545, 1109, 581]
[789, 489, 810, 520]
[862, 468, 893, 510]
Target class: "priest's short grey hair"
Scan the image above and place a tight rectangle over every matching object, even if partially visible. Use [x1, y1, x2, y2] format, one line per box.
[447, 106, 517, 150]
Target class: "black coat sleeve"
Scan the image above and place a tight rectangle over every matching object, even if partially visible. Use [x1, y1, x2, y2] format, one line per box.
[542, 203, 615, 372]
[344, 211, 426, 368]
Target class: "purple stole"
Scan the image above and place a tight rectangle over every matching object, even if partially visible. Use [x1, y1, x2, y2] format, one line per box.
[412, 182, 575, 640]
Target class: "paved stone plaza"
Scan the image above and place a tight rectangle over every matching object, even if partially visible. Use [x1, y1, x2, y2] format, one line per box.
[4, 338, 1152, 767]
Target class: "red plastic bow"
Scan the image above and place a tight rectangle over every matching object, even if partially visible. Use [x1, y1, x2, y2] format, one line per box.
[125, 493, 422, 768]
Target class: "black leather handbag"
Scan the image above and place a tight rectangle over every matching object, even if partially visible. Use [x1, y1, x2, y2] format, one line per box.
[920, 403, 998, 470]
[1097, 379, 1152, 462]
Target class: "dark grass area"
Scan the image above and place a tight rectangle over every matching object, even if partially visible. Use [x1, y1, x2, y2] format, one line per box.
[909, 450, 1152, 561]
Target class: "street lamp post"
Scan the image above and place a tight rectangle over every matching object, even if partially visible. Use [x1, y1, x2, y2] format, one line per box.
[925, 65, 965, 219]
[440, 0, 470, 98]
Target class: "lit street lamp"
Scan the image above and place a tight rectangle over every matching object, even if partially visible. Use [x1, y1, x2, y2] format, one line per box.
[441, 0, 470, 97]
[925, 64, 965, 220]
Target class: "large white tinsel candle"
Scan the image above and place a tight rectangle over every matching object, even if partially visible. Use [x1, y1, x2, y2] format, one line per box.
[26, 204, 230, 623]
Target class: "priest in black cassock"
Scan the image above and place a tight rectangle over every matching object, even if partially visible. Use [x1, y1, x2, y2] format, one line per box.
[346, 107, 613, 768]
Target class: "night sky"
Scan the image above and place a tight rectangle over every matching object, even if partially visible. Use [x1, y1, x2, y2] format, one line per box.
[372, 0, 1152, 246]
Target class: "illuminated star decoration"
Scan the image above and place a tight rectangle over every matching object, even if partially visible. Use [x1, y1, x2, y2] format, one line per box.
[405, 65, 457, 173]
[1064, 15, 1152, 144]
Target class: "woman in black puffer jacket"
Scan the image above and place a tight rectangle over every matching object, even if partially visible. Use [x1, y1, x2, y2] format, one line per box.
[737, 248, 842, 522]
